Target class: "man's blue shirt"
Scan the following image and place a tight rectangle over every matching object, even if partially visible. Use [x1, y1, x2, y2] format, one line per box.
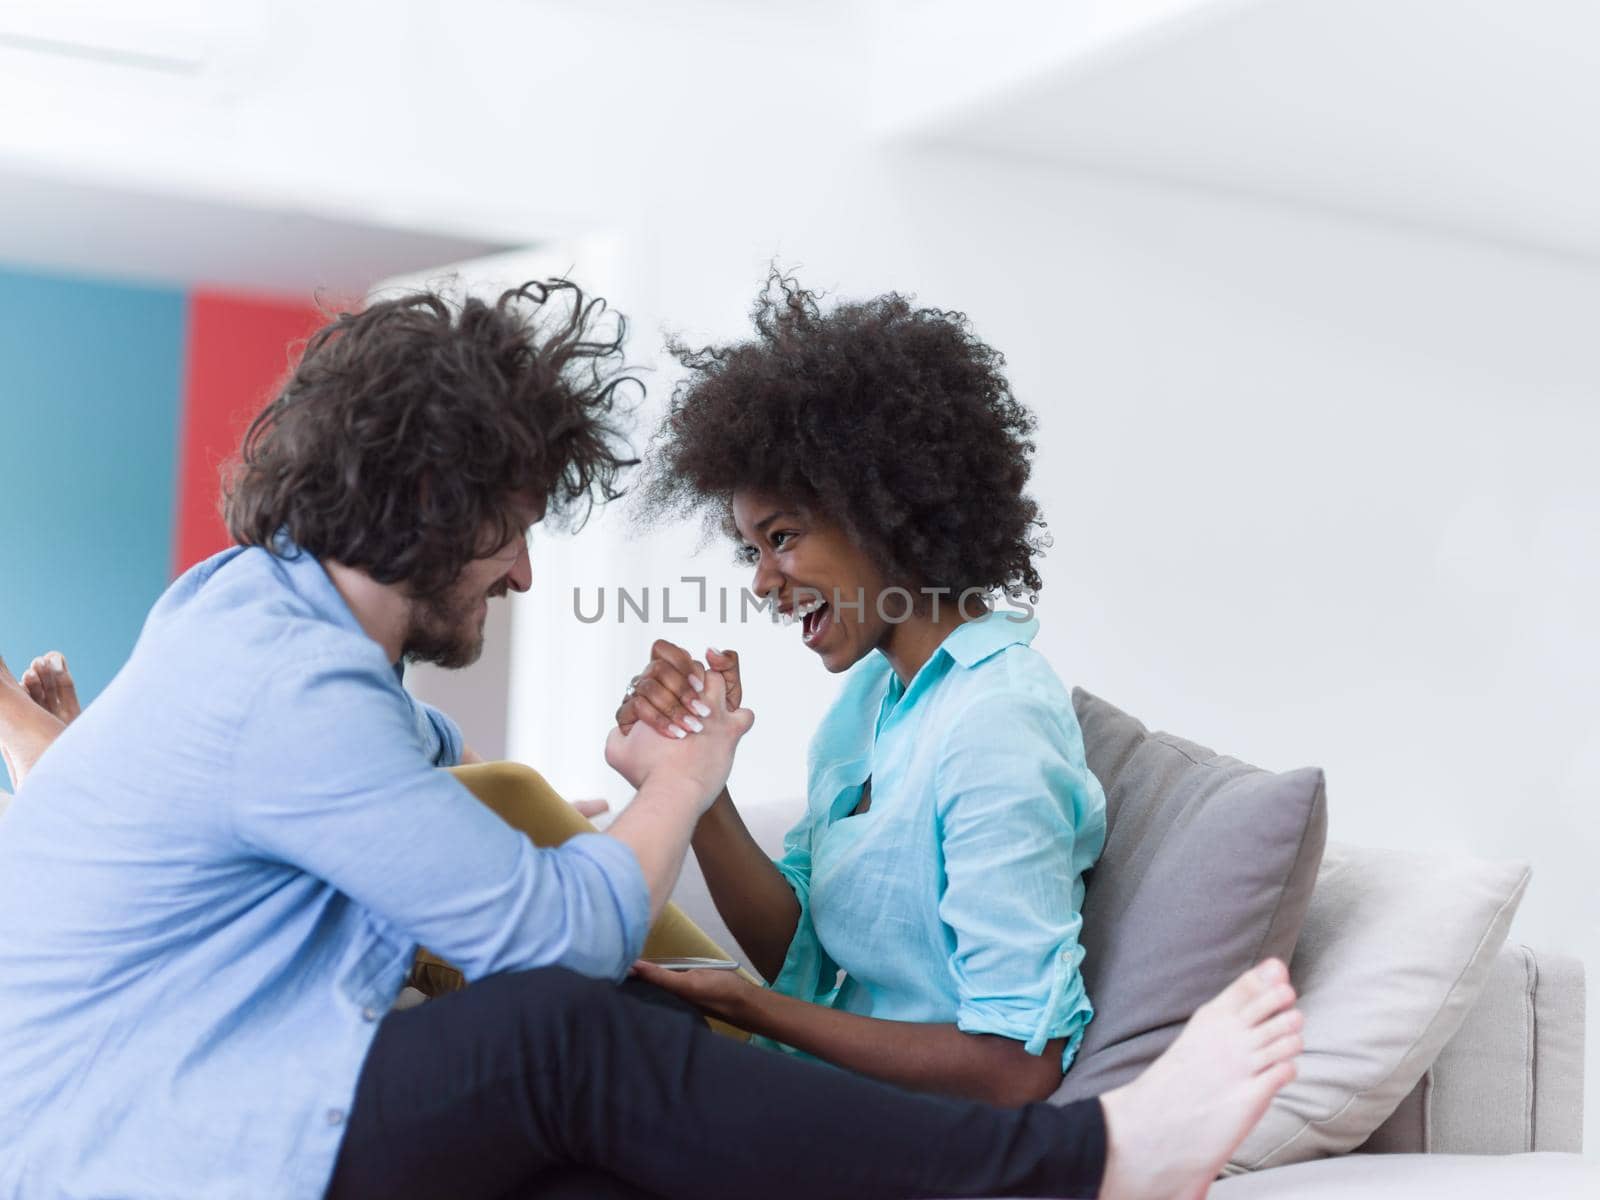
[0, 542, 650, 1198]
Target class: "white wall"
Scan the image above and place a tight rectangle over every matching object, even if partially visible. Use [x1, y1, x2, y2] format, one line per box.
[528, 152, 1599, 1143]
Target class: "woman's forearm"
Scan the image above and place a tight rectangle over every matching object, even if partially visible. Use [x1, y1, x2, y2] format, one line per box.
[691, 790, 801, 981]
[726, 986, 1066, 1108]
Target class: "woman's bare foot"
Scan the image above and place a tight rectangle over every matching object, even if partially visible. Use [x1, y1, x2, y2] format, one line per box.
[22, 651, 81, 725]
[0, 654, 70, 790]
[1099, 959, 1303, 1200]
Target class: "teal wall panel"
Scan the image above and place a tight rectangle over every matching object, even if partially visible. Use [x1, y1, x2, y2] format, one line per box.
[0, 266, 185, 788]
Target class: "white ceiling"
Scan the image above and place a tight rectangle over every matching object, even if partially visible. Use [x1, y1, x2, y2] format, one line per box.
[6, 0, 1600, 289]
[910, 0, 1600, 262]
[0, 0, 849, 295]
[0, 167, 513, 297]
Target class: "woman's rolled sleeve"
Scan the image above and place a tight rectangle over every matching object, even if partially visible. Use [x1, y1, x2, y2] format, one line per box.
[935, 692, 1101, 1069]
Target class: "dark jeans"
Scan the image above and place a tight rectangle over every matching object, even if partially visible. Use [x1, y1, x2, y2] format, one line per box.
[327, 967, 1106, 1200]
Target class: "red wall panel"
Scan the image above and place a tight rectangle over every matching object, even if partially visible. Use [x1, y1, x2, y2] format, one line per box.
[175, 290, 325, 574]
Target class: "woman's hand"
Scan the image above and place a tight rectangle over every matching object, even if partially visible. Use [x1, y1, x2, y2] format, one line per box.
[604, 666, 753, 805]
[0, 654, 69, 791]
[616, 640, 743, 739]
[630, 959, 761, 1025]
[21, 652, 81, 726]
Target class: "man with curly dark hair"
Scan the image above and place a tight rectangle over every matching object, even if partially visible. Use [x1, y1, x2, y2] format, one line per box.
[0, 282, 744, 1198]
[0, 278, 1301, 1200]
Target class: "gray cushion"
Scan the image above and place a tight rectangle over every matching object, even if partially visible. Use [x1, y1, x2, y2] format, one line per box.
[1053, 689, 1328, 1103]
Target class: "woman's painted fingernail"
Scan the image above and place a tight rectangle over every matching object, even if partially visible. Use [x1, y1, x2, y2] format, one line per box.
[671, 726, 687, 739]
[689, 674, 705, 693]
[682, 716, 705, 733]
[691, 701, 712, 718]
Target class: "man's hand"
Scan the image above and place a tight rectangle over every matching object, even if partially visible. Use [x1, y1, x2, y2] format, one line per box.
[616, 640, 743, 739]
[604, 667, 753, 809]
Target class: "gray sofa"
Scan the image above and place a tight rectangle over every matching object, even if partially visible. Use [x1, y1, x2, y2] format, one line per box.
[1356, 942, 1585, 1158]
[670, 810, 1593, 1196]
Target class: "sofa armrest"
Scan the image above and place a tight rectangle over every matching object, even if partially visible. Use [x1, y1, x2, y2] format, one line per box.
[1361, 943, 1586, 1155]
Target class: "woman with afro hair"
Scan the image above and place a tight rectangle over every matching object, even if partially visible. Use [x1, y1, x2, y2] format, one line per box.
[616, 273, 1109, 1107]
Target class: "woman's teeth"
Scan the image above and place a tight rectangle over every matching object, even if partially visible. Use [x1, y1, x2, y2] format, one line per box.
[801, 602, 831, 647]
[778, 597, 832, 649]
[780, 598, 826, 626]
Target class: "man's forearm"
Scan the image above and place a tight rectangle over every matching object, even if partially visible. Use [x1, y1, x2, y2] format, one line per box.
[608, 777, 706, 924]
[691, 789, 801, 981]
[726, 987, 1065, 1107]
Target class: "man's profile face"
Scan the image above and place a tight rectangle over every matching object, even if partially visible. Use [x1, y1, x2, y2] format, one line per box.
[403, 495, 542, 669]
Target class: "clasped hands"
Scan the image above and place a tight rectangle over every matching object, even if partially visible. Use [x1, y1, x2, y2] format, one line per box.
[614, 641, 744, 741]
[606, 640, 765, 1019]
[603, 641, 752, 797]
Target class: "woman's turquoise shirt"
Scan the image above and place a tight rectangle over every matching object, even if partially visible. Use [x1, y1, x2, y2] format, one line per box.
[764, 611, 1107, 1070]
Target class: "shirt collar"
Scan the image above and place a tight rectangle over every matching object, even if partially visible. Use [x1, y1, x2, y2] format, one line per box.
[877, 608, 1039, 718]
[267, 530, 376, 645]
[938, 608, 1039, 668]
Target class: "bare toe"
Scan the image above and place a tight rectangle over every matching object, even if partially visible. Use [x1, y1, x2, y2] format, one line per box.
[1261, 1060, 1297, 1090]
[27, 659, 56, 712]
[1251, 1031, 1304, 1073]
[1218, 959, 1287, 1014]
[44, 653, 79, 722]
[1250, 1008, 1304, 1047]
[1241, 981, 1297, 1026]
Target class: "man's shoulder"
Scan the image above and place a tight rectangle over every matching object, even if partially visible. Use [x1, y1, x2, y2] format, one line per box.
[153, 545, 361, 647]
[133, 545, 392, 717]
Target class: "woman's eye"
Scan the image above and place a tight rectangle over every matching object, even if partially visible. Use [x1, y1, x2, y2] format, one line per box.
[771, 531, 795, 551]
[735, 544, 758, 566]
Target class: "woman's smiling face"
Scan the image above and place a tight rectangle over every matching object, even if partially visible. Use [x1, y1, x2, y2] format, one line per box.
[731, 489, 895, 674]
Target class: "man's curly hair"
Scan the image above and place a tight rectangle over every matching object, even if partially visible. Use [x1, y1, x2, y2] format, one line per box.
[641, 272, 1046, 597]
[225, 280, 639, 601]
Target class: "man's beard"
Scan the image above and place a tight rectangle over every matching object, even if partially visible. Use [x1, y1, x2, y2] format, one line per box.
[403, 586, 493, 670]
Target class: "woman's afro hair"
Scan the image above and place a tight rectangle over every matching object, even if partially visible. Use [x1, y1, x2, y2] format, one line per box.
[640, 271, 1048, 597]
